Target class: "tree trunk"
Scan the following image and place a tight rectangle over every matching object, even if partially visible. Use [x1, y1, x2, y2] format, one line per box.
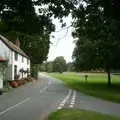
[107, 70, 111, 85]
[31, 64, 38, 79]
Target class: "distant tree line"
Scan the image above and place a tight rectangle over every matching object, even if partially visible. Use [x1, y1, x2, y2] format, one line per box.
[39, 56, 75, 73]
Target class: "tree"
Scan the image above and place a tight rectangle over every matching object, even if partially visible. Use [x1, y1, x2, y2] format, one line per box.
[0, 0, 78, 78]
[38, 63, 46, 72]
[72, 0, 120, 84]
[45, 61, 53, 73]
[53, 56, 67, 73]
[0, 0, 55, 64]
[67, 62, 75, 72]
[0, 0, 77, 64]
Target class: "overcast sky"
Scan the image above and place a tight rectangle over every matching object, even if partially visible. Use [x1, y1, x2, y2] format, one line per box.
[47, 15, 75, 63]
[35, 6, 75, 63]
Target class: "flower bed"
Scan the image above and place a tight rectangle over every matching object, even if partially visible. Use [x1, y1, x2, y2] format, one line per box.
[9, 77, 33, 87]
[9, 81, 18, 88]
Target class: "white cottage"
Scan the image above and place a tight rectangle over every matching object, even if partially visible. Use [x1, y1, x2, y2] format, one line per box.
[0, 56, 7, 93]
[0, 35, 30, 89]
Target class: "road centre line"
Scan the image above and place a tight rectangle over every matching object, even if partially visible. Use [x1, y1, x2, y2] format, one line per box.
[0, 98, 30, 116]
[48, 80, 52, 85]
[39, 80, 52, 94]
[57, 89, 72, 110]
[40, 86, 48, 94]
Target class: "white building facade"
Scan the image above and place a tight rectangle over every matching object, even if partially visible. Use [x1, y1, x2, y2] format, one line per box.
[0, 35, 30, 85]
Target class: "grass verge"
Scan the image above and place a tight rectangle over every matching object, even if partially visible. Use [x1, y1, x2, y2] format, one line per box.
[49, 73, 120, 103]
[47, 109, 120, 120]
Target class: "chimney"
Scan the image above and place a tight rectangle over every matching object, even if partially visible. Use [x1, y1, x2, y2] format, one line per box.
[15, 37, 20, 48]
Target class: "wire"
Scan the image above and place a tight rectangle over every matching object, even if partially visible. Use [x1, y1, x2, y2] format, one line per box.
[48, 28, 69, 61]
[53, 28, 69, 46]
[48, 18, 76, 60]
[54, 25, 72, 33]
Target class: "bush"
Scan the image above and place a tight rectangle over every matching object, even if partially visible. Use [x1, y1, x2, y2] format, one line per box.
[3, 80, 9, 87]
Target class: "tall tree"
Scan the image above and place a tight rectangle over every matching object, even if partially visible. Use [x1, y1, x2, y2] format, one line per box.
[53, 56, 67, 73]
[72, 0, 120, 84]
[0, 0, 77, 64]
[0, 0, 55, 64]
[67, 62, 75, 72]
[46, 61, 53, 73]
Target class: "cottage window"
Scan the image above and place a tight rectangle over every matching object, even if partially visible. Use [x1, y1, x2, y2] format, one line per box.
[15, 52, 18, 61]
[22, 56, 24, 62]
[27, 59, 29, 64]
[14, 65, 17, 79]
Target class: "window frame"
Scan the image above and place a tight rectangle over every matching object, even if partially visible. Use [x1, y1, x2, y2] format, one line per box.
[14, 52, 18, 61]
[22, 56, 24, 62]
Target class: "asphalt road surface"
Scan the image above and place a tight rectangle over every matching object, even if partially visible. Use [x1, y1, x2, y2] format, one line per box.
[0, 73, 76, 120]
[0, 73, 120, 120]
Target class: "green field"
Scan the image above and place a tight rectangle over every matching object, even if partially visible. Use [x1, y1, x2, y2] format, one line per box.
[47, 109, 120, 120]
[49, 72, 120, 103]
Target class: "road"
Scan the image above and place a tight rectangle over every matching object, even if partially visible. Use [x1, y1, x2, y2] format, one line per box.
[0, 73, 120, 120]
[0, 73, 76, 120]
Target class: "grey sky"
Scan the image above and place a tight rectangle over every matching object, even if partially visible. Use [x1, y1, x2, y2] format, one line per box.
[35, 6, 75, 63]
[47, 15, 75, 63]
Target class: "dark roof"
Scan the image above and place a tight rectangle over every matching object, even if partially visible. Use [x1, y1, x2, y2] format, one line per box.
[0, 35, 29, 59]
[0, 56, 6, 62]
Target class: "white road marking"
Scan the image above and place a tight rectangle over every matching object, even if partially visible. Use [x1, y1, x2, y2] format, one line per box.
[57, 106, 62, 109]
[70, 102, 75, 105]
[48, 80, 52, 85]
[69, 91, 76, 108]
[57, 89, 72, 110]
[0, 98, 30, 116]
[40, 86, 48, 94]
[39, 80, 52, 94]
[69, 104, 74, 108]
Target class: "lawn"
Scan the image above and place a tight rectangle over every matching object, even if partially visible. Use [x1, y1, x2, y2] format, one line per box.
[49, 72, 120, 103]
[47, 109, 120, 120]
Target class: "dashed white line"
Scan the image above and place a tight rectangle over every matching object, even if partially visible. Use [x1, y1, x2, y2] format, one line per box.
[40, 86, 48, 94]
[39, 80, 52, 94]
[57, 89, 72, 110]
[48, 80, 52, 85]
[0, 98, 30, 116]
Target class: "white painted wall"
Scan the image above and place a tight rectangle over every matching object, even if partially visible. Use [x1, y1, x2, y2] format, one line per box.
[0, 39, 30, 82]
[12, 52, 30, 80]
[0, 40, 10, 59]
[0, 72, 3, 89]
[0, 40, 12, 89]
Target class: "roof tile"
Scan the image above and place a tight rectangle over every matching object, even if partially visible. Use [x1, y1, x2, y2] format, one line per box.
[0, 35, 29, 58]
